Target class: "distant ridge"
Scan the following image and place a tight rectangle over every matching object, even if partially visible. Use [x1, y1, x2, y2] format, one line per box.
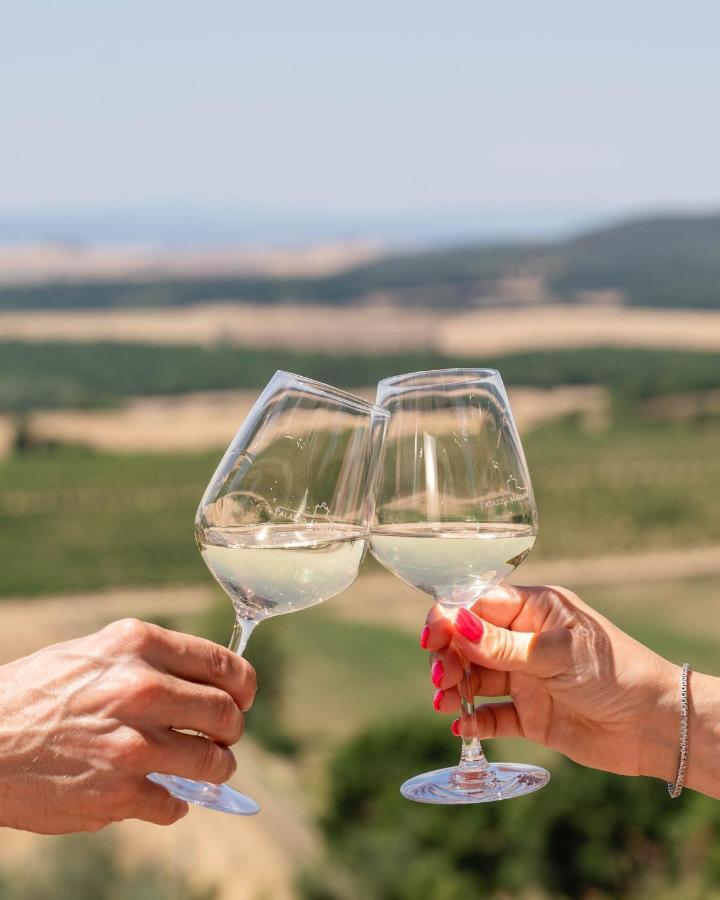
[0, 209, 719, 310]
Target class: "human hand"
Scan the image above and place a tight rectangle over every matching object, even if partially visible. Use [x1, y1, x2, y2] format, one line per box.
[422, 584, 681, 783]
[0, 618, 256, 834]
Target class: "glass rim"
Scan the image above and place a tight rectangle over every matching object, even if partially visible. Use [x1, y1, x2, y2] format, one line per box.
[275, 370, 390, 417]
[378, 367, 501, 393]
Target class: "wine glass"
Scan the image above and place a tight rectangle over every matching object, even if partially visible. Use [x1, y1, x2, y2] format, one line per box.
[149, 371, 389, 815]
[370, 368, 549, 804]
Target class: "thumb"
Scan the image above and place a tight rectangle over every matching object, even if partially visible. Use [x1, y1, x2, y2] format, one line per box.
[454, 607, 572, 678]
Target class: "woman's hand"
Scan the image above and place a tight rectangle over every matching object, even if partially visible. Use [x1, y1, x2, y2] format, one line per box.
[422, 584, 684, 784]
[0, 618, 257, 834]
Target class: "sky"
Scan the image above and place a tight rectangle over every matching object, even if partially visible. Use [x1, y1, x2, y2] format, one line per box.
[1, 1, 719, 240]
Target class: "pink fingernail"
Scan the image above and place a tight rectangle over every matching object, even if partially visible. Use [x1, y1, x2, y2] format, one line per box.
[451, 718, 461, 737]
[433, 689, 444, 711]
[456, 608, 484, 642]
[420, 624, 430, 649]
[431, 659, 444, 688]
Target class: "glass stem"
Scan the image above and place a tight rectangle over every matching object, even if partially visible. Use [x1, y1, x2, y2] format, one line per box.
[228, 617, 256, 657]
[457, 655, 490, 775]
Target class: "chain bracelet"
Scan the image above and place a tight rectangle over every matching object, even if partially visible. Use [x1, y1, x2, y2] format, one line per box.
[667, 663, 691, 799]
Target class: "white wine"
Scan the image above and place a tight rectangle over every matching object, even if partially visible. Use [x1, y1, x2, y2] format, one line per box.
[370, 522, 536, 608]
[199, 523, 367, 621]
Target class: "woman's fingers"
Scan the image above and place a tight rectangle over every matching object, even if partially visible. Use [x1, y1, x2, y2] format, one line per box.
[430, 643, 463, 688]
[471, 584, 580, 633]
[423, 584, 576, 658]
[453, 607, 573, 678]
[431, 669, 512, 711]
[433, 685, 461, 713]
[421, 604, 453, 651]
[430, 647, 510, 697]
[450, 702, 524, 740]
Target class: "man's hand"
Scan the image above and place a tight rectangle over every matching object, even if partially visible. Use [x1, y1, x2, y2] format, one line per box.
[0, 618, 257, 834]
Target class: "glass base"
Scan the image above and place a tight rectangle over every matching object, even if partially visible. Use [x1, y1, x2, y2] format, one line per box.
[147, 773, 260, 816]
[400, 763, 550, 805]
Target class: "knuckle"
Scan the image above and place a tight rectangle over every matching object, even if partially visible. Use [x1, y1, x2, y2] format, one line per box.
[107, 728, 154, 769]
[222, 748, 238, 780]
[154, 797, 186, 826]
[238, 662, 257, 711]
[216, 693, 242, 739]
[203, 741, 237, 784]
[546, 584, 583, 612]
[490, 626, 513, 664]
[205, 641, 233, 682]
[125, 669, 163, 708]
[198, 738, 224, 781]
[244, 661, 258, 696]
[107, 618, 152, 652]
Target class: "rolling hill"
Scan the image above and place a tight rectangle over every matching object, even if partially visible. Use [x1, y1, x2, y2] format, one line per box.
[1, 210, 719, 310]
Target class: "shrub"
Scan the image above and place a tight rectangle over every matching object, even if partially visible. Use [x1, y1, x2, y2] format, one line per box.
[300, 717, 720, 899]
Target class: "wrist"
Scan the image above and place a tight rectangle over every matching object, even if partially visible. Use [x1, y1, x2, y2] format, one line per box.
[639, 661, 720, 800]
[638, 657, 682, 783]
[684, 671, 720, 799]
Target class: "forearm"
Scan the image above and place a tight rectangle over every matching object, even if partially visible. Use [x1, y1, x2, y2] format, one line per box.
[643, 667, 720, 800]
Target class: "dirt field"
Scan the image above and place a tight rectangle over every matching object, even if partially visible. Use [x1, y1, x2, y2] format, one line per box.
[438, 304, 720, 354]
[0, 302, 440, 351]
[0, 242, 382, 286]
[3, 302, 720, 354]
[18, 385, 608, 455]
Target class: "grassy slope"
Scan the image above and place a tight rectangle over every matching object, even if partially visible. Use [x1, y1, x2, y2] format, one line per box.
[0, 449, 214, 595]
[1, 419, 719, 597]
[525, 419, 720, 558]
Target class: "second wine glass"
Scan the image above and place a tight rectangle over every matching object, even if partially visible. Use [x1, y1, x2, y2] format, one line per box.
[370, 368, 549, 804]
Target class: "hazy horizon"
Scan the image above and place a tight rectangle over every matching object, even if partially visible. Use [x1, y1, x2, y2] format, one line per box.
[3, 202, 720, 249]
[0, 203, 610, 247]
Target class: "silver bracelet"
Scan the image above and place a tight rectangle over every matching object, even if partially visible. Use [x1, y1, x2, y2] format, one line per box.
[667, 663, 692, 798]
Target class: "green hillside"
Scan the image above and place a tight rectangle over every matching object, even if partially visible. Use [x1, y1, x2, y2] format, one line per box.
[549, 212, 720, 308]
[1, 210, 720, 310]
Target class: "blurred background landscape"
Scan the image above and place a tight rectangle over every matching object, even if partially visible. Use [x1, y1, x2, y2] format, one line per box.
[2, 2, 720, 898]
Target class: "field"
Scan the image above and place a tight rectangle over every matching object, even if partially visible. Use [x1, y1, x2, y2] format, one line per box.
[15, 385, 606, 455]
[0, 242, 381, 286]
[3, 419, 719, 599]
[3, 302, 720, 355]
